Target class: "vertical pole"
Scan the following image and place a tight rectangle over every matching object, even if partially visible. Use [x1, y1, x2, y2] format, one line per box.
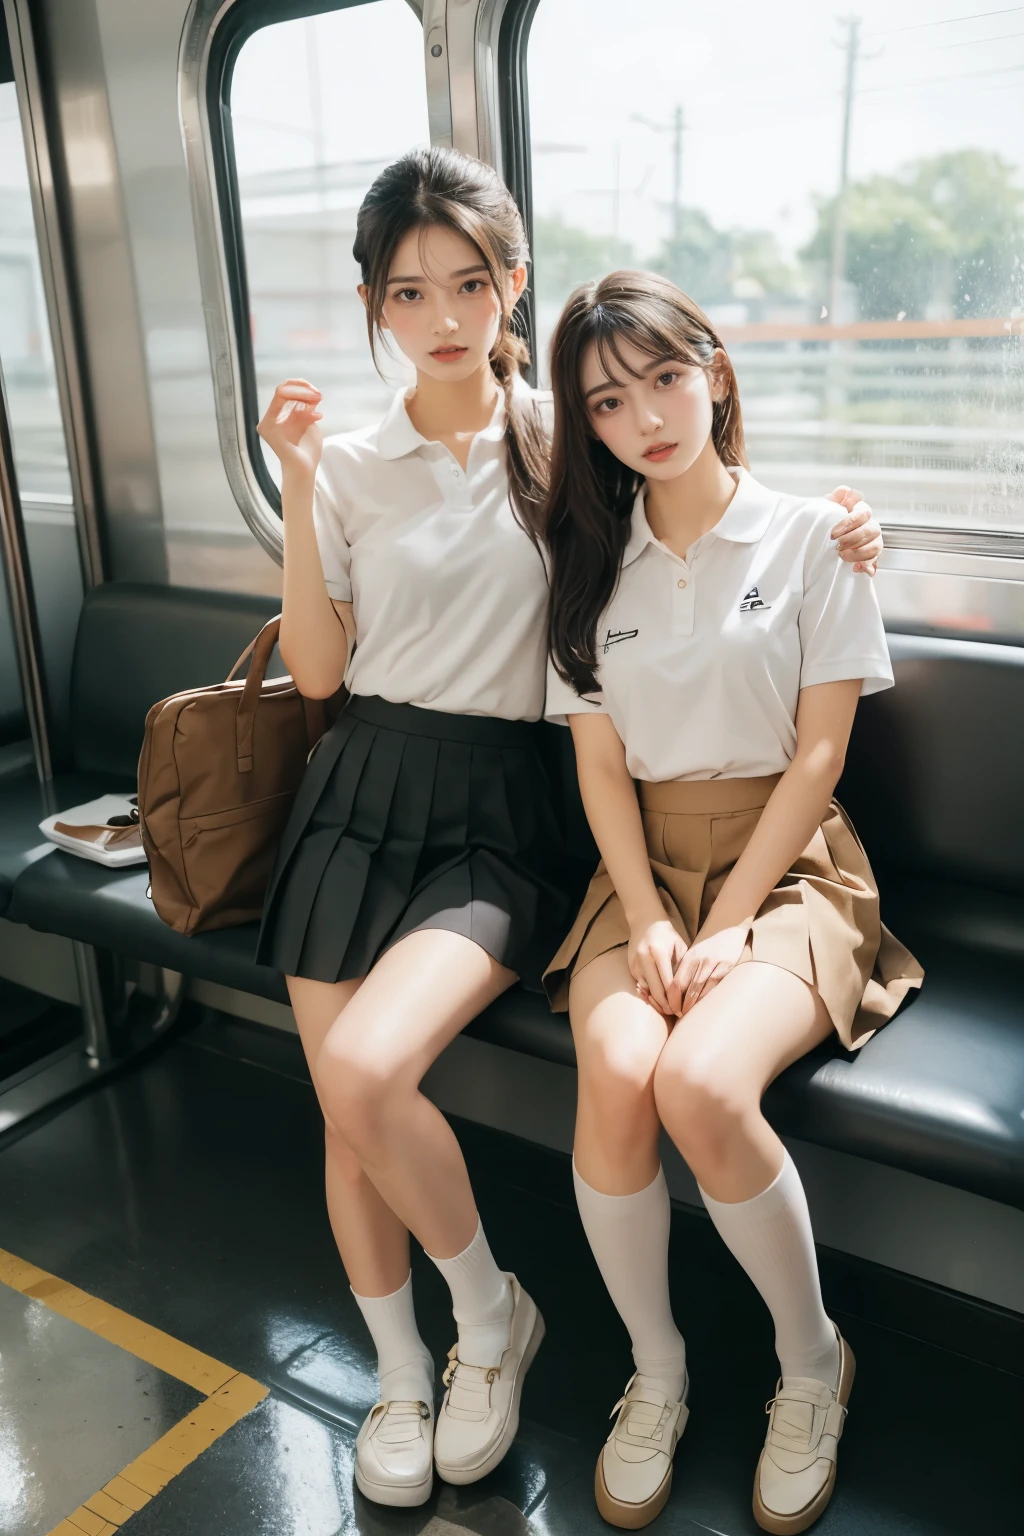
[73, 941, 112, 1066]
[671, 104, 683, 284]
[305, 16, 329, 346]
[829, 15, 860, 322]
[0, 357, 53, 782]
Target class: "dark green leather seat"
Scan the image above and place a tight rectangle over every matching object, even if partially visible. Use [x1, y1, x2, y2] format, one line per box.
[4, 589, 1024, 1208]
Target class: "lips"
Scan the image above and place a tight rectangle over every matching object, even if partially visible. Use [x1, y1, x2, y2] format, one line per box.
[430, 346, 468, 362]
[643, 442, 677, 462]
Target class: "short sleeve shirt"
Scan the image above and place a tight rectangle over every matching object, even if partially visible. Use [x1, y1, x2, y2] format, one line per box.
[545, 469, 893, 780]
[313, 385, 549, 721]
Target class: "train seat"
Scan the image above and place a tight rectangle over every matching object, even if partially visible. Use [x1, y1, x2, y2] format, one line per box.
[2, 589, 1023, 1211]
[1, 582, 286, 982]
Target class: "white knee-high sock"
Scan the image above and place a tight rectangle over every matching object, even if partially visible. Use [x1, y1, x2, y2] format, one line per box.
[699, 1150, 840, 1387]
[352, 1272, 434, 1405]
[573, 1161, 687, 1401]
[426, 1218, 513, 1368]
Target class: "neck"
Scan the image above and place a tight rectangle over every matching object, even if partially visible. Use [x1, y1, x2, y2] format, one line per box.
[405, 360, 500, 441]
[643, 435, 738, 556]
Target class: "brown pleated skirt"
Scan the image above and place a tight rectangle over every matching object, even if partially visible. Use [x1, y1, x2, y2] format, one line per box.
[542, 775, 923, 1050]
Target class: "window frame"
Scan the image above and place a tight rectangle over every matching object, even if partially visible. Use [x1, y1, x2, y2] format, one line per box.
[179, 0, 427, 565]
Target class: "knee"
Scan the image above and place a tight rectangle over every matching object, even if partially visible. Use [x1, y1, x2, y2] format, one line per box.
[316, 1031, 410, 1153]
[323, 1117, 365, 1182]
[578, 1035, 661, 1149]
[653, 1048, 754, 1164]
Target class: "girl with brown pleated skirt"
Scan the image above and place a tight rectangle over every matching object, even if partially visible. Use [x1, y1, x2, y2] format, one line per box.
[542, 272, 922, 1534]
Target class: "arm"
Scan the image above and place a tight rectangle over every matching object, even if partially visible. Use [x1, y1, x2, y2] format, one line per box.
[668, 678, 861, 1015]
[827, 487, 882, 575]
[569, 712, 687, 1013]
[257, 379, 352, 699]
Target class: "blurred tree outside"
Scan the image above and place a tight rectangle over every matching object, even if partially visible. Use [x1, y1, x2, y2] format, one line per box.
[535, 149, 1024, 325]
[802, 149, 1024, 322]
[532, 215, 635, 304]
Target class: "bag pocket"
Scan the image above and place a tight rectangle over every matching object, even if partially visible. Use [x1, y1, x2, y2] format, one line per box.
[181, 791, 296, 930]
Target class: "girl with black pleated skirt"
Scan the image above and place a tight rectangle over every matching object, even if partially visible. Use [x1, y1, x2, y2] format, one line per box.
[253, 149, 571, 1509]
[250, 149, 885, 1511]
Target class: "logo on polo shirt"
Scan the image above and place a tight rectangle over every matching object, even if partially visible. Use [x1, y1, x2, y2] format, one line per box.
[739, 586, 771, 613]
[602, 627, 639, 653]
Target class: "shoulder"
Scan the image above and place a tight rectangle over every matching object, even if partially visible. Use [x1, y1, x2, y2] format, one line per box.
[320, 420, 385, 469]
[761, 488, 842, 565]
[317, 420, 393, 508]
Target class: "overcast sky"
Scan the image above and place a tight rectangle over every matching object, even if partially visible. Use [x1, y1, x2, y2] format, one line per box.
[3, 1, 1023, 252]
[229, 0, 1024, 264]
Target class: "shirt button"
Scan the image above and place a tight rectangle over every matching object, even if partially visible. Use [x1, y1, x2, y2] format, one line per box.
[450, 466, 461, 479]
[677, 578, 687, 589]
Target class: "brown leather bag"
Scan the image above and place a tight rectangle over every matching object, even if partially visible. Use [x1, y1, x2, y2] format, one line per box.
[137, 616, 331, 935]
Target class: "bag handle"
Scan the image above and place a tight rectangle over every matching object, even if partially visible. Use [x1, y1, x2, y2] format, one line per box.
[229, 616, 328, 772]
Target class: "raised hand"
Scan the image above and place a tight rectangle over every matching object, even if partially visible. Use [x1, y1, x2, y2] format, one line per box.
[827, 486, 882, 575]
[257, 379, 324, 485]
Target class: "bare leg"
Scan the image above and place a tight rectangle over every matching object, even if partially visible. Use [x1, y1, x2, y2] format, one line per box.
[569, 948, 687, 1402]
[313, 928, 516, 1262]
[654, 965, 852, 1524]
[652, 961, 832, 1203]
[654, 961, 839, 1386]
[570, 948, 669, 1193]
[287, 973, 411, 1297]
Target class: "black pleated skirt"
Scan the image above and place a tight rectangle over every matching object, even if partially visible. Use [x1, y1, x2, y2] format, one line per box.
[256, 694, 574, 991]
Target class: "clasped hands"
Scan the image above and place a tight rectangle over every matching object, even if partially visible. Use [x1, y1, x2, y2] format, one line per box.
[628, 915, 749, 1018]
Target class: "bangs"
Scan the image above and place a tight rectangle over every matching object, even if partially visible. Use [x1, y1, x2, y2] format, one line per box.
[584, 295, 715, 392]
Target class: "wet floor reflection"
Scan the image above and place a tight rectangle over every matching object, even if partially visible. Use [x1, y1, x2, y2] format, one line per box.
[0, 1285, 200, 1536]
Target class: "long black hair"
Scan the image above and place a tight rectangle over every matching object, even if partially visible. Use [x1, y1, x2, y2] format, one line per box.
[353, 147, 548, 539]
[545, 270, 747, 695]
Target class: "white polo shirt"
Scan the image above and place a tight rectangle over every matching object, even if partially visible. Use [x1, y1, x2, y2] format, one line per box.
[545, 469, 893, 781]
[313, 384, 549, 721]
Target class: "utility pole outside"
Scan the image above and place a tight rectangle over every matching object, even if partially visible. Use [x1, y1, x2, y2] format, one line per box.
[633, 106, 685, 284]
[829, 15, 861, 322]
[671, 103, 683, 253]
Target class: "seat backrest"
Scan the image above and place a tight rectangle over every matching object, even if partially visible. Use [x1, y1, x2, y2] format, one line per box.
[840, 633, 1024, 895]
[71, 583, 281, 779]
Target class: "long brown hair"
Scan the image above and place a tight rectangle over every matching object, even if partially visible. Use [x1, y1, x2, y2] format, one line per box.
[546, 270, 747, 696]
[353, 147, 548, 538]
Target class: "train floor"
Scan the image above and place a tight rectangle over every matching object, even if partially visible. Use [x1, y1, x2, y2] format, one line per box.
[0, 1006, 1021, 1536]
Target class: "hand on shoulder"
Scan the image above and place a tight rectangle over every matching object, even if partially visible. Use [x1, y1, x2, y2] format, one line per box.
[825, 486, 881, 575]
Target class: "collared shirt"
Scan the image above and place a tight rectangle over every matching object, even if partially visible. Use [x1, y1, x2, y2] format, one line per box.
[313, 384, 549, 720]
[545, 468, 893, 781]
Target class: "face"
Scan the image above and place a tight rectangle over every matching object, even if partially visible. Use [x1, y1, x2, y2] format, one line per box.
[363, 224, 526, 384]
[581, 335, 730, 481]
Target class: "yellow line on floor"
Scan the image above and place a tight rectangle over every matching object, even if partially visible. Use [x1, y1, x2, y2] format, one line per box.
[0, 1246, 241, 1393]
[0, 1247, 269, 1534]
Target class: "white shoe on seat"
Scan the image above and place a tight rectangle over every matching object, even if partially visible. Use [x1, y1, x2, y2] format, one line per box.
[594, 1372, 689, 1529]
[354, 1398, 434, 1507]
[433, 1274, 544, 1485]
[753, 1327, 855, 1534]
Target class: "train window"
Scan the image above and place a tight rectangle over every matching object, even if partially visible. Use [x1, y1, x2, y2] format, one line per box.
[0, 81, 73, 503]
[526, 2, 1024, 541]
[228, 2, 429, 496]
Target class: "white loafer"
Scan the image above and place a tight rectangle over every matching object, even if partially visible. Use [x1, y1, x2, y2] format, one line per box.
[354, 1398, 434, 1507]
[433, 1274, 544, 1485]
[753, 1327, 855, 1534]
[594, 1372, 689, 1530]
